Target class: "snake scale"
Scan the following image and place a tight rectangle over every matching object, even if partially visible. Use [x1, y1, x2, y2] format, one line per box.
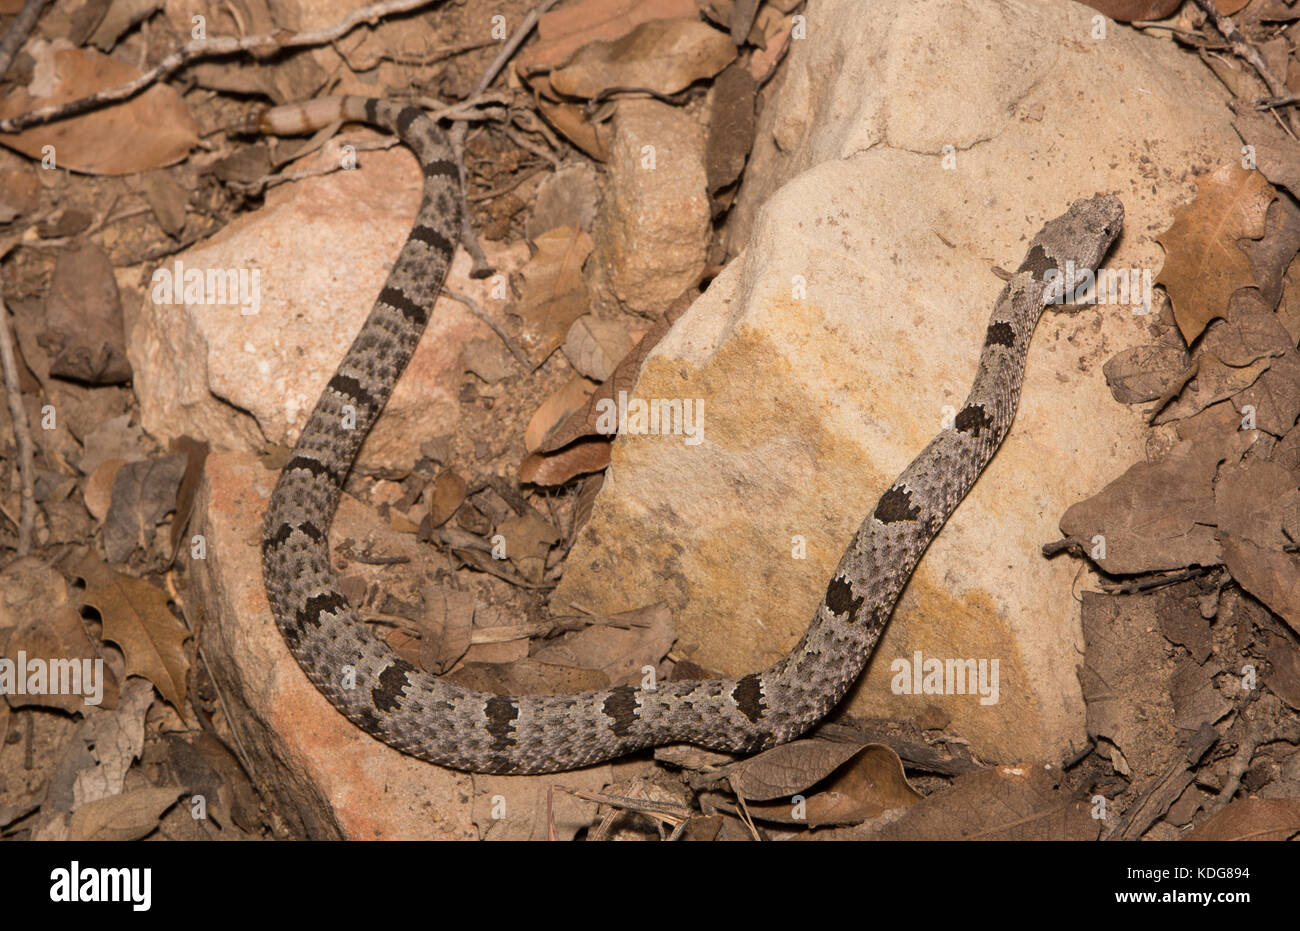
[258, 95, 1123, 774]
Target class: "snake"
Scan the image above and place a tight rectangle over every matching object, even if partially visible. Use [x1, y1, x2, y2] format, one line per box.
[257, 95, 1124, 775]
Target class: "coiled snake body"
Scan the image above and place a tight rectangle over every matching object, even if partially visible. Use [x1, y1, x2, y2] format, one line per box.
[259, 96, 1123, 774]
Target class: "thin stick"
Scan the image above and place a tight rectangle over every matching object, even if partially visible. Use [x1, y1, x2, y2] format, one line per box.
[440, 287, 529, 367]
[449, 0, 562, 277]
[0, 0, 442, 133]
[0, 0, 47, 78]
[0, 293, 36, 555]
[1191, 0, 1300, 136]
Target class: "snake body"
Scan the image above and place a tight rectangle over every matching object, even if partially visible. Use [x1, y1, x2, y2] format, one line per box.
[259, 95, 1123, 774]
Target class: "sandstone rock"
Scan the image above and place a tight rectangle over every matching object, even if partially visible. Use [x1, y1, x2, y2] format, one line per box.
[552, 0, 1241, 763]
[590, 98, 710, 314]
[128, 145, 525, 474]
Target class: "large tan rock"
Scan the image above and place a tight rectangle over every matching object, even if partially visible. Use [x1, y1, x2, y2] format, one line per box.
[552, 0, 1238, 762]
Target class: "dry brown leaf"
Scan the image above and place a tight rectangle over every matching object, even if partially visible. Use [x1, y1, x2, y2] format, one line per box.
[562, 315, 633, 382]
[1233, 107, 1300, 202]
[496, 512, 561, 583]
[102, 453, 187, 563]
[725, 737, 869, 801]
[71, 678, 155, 807]
[0, 45, 199, 174]
[534, 97, 610, 160]
[1103, 344, 1189, 404]
[525, 375, 596, 452]
[550, 18, 736, 98]
[1233, 348, 1300, 436]
[83, 458, 126, 523]
[1156, 164, 1276, 344]
[744, 743, 923, 827]
[167, 435, 210, 556]
[1220, 537, 1300, 635]
[869, 764, 1100, 841]
[530, 604, 674, 688]
[415, 586, 475, 675]
[518, 438, 612, 485]
[428, 469, 467, 528]
[519, 0, 699, 72]
[1, 558, 119, 712]
[67, 786, 182, 842]
[1185, 797, 1300, 840]
[1057, 440, 1228, 574]
[77, 553, 189, 710]
[445, 657, 609, 696]
[1151, 353, 1270, 425]
[514, 227, 594, 366]
[1215, 460, 1299, 548]
[572, 471, 605, 534]
[42, 242, 130, 383]
[538, 290, 692, 453]
[1077, 1, 1184, 21]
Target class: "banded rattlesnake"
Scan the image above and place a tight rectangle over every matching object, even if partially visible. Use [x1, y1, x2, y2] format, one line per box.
[258, 96, 1123, 774]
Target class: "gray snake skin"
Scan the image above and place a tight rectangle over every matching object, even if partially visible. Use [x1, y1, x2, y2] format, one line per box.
[259, 95, 1124, 774]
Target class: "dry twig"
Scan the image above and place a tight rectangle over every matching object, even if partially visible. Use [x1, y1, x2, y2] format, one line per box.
[0, 0, 443, 133]
[0, 0, 47, 77]
[0, 292, 36, 555]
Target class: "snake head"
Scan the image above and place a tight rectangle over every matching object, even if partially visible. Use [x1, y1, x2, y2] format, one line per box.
[1021, 194, 1125, 285]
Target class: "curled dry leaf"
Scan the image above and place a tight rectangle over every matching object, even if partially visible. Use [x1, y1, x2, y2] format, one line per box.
[76, 553, 189, 711]
[102, 453, 188, 564]
[518, 438, 612, 486]
[1233, 349, 1300, 436]
[1150, 353, 1270, 425]
[725, 737, 869, 801]
[726, 738, 923, 828]
[534, 98, 610, 161]
[496, 511, 561, 583]
[550, 18, 737, 99]
[0, 44, 199, 174]
[519, 0, 699, 73]
[563, 315, 633, 382]
[415, 586, 475, 675]
[515, 227, 594, 367]
[83, 458, 127, 523]
[1155, 165, 1276, 345]
[428, 469, 467, 528]
[531, 603, 674, 688]
[525, 375, 596, 452]
[538, 290, 692, 453]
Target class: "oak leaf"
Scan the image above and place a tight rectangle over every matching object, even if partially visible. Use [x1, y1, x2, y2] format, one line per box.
[77, 554, 189, 710]
[1156, 164, 1276, 344]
